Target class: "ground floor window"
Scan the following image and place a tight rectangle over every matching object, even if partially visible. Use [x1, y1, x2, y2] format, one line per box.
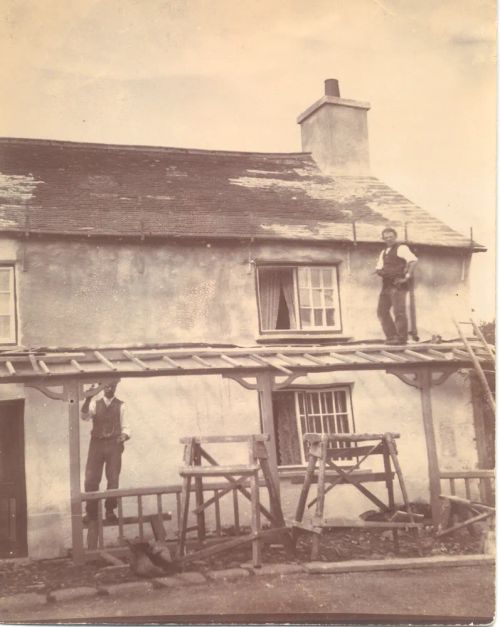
[272, 386, 355, 466]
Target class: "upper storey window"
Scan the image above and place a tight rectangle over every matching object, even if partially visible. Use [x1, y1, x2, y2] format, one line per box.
[0, 267, 17, 344]
[256, 265, 342, 333]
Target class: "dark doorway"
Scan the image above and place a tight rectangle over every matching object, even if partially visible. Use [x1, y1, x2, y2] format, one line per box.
[0, 400, 27, 557]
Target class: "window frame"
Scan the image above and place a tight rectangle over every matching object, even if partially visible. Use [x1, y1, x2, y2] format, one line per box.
[256, 263, 343, 335]
[0, 266, 17, 346]
[293, 385, 355, 465]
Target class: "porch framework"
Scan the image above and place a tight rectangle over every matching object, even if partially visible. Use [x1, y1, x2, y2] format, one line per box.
[0, 340, 493, 562]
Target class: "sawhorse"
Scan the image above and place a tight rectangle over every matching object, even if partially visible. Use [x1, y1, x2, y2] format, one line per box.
[177, 434, 292, 567]
[292, 432, 422, 559]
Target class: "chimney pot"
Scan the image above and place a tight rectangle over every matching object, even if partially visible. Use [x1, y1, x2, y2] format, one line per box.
[324, 78, 340, 97]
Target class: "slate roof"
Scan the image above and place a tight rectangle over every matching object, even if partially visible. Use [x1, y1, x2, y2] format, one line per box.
[0, 137, 482, 250]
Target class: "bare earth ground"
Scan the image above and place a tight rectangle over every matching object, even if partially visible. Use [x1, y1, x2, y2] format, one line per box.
[4, 565, 495, 624]
[0, 526, 483, 597]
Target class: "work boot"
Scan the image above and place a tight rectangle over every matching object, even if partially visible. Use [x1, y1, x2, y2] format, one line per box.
[105, 510, 119, 524]
[385, 338, 400, 345]
[385, 337, 407, 345]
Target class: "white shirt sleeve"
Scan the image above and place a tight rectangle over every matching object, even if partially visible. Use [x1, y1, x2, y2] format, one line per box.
[120, 405, 131, 439]
[81, 397, 97, 421]
[375, 250, 385, 271]
[397, 244, 418, 264]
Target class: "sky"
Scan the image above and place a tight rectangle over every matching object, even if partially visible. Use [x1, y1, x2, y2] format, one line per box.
[0, 0, 496, 319]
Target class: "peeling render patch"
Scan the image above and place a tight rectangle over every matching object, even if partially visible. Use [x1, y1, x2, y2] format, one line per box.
[0, 173, 40, 203]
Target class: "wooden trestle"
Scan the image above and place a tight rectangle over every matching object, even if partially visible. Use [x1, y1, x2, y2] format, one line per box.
[292, 432, 422, 559]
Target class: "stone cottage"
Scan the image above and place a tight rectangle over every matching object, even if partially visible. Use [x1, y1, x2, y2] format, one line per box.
[0, 79, 489, 559]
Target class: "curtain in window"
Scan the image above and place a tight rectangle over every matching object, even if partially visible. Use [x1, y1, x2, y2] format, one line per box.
[273, 392, 301, 465]
[259, 268, 281, 330]
[280, 274, 297, 329]
[259, 268, 295, 331]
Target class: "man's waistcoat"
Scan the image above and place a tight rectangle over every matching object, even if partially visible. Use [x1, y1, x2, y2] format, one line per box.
[91, 398, 123, 439]
[382, 245, 406, 281]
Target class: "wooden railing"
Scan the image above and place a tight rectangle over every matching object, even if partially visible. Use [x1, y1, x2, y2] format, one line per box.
[81, 478, 268, 557]
[439, 470, 495, 506]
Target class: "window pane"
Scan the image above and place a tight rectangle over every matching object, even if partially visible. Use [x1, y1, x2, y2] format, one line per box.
[299, 288, 310, 307]
[310, 268, 321, 286]
[319, 392, 328, 414]
[297, 267, 309, 286]
[340, 414, 349, 433]
[334, 391, 347, 413]
[311, 393, 320, 414]
[312, 290, 322, 307]
[0, 316, 10, 339]
[300, 308, 311, 326]
[0, 293, 10, 315]
[325, 414, 336, 433]
[324, 289, 334, 306]
[306, 393, 314, 415]
[314, 309, 323, 325]
[0, 270, 10, 291]
[325, 309, 335, 326]
[322, 268, 333, 287]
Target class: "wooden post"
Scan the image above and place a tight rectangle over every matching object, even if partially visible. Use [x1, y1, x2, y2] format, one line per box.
[256, 372, 280, 516]
[193, 443, 206, 542]
[418, 369, 441, 527]
[66, 380, 85, 564]
[470, 372, 494, 504]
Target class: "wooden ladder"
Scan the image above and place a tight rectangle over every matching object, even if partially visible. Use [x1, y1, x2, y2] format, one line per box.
[454, 319, 495, 414]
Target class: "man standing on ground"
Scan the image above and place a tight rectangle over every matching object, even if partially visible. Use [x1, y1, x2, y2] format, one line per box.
[376, 227, 418, 345]
[81, 380, 130, 523]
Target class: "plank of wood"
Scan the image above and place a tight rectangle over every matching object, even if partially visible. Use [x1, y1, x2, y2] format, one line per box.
[303, 353, 326, 366]
[303, 433, 400, 443]
[149, 514, 167, 541]
[70, 359, 86, 372]
[250, 354, 292, 374]
[179, 464, 260, 476]
[123, 350, 151, 370]
[384, 434, 415, 523]
[379, 350, 409, 363]
[192, 354, 214, 368]
[94, 350, 117, 370]
[304, 554, 494, 574]
[403, 349, 434, 361]
[321, 518, 422, 529]
[440, 494, 495, 512]
[180, 527, 288, 564]
[294, 454, 318, 523]
[289, 520, 322, 535]
[82, 512, 173, 528]
[180, 434, 268, 444]
[436, 511, 494, 538]
[100, 551, 126, 566]
[162, 355, 183, 369]
[219, 353, 242, 367]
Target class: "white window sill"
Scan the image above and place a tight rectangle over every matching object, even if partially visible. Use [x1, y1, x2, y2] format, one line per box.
[257, 333, 352, 344]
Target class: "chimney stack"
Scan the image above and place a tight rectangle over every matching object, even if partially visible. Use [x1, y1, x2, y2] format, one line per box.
[297, 79, 371, 175]
[324, 78, 340, 97]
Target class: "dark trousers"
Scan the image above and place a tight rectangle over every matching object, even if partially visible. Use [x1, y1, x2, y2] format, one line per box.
[377, 285, 408, 341]
[84, 437, 124, 517]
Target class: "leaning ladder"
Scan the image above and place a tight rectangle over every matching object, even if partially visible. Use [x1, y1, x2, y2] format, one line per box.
[454, 318, 495, 414]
